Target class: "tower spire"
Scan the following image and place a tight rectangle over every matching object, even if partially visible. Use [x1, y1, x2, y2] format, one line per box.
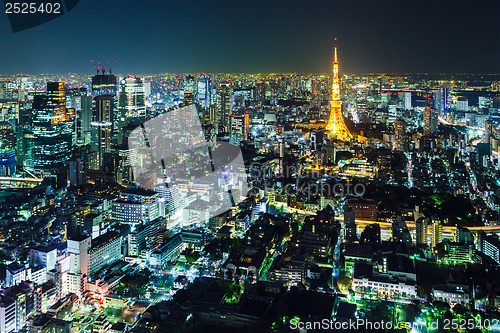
[326, 38, 352, 141]
[334, 38, 338, 63]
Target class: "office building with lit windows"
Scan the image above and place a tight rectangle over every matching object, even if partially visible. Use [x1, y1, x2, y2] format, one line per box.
[91, 73, 117, 170]
[431, 216, 442, 249]
[29, 82, 72, 173]
[479, 233, 500, 264]
[0, 149, 15, 176]
[423, 107, 438, 137]
[196, 76, 212, 108]
[118, 77, 146, 120]
[435, 84, 452, 113]
[88, 231, 122, 276]
[229, 112, 249, 144]
[112, 187, 159, 225]
[217, 81, 232, 132]
[0, 296, 16, 333]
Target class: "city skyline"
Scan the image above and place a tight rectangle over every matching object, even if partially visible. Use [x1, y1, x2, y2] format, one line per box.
[1, 1, 500, 331]
[1, 0, 499, 74]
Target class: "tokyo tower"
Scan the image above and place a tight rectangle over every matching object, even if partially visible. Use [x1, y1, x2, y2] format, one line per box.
[326, 39, 352, 140]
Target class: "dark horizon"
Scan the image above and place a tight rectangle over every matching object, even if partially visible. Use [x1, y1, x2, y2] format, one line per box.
[1, 0, 499, 75]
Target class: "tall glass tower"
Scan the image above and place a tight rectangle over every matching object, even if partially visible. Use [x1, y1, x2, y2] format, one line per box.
[91, 73, 117, 170]
[30, 82, 73, 172]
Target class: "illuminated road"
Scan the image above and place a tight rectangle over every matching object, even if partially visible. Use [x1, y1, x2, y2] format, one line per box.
[335, 216, 500, 235]
[278, 203, 500, 235]
[0, 176, 43, 188]
[438, 117, 485, 132]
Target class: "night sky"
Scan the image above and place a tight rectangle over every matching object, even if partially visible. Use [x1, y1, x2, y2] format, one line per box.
[0, 0, 499, 74]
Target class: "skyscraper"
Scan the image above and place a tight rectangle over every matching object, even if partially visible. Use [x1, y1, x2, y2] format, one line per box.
[118, 76, 146, 122]
[0, 149, 15, 176]
[434, 84, 451, 113]
[30, 82, 73, 172]
[196, 76, 212, 109]
[254, 82, 266, 106]
[183, 75, 195, 106]
[326, 40, 352, 140]
[91, 73, 117, 170]
[431, 216, 442, 249]
[343, 205, 357, 242]
[423, 107, 438, 137]
[484, 119, 493, 145]
[229, 112, 249, 145]
[68, 88, 92, 146]
[394, 119, 406, 150]
[415, 217, 427, 246]
[404, 91, 412, 110]
[217, 81, 232, 133]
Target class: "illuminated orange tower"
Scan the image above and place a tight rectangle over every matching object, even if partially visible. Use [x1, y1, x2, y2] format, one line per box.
[326, 39, 352, 140]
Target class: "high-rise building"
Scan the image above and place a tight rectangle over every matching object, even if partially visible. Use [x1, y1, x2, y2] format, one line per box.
[66, 235, 91, 297]
[254, 82, 266, 106]
[423, 107, 438, 137]
[184, 75, 195, 94]
[112, 187, 159, 225]
[118, 76, 146, 124]
[479, 96, 492, 110]
[127, 218, 166, 258]
[0, 149, 15, 176]
[479, 234, 500, 264]
[88, 231, 122, 275]
[343, 205, 357, 242]
[431, 216, 442, 249]
[45, 81, 67, 124]
[415, 217, 428, 246]
[68, 88, 92, 146]
[456, 98, 468, 112]
[404, 91, 411, 110]
[0, 296, 16, 333]
[30, 82, 73, 172]
[217, 81, 232, 133]
[394, 119, 406, 150]
[392, 216, 412, 247]
[455, 227, 474, 245]
[435, 84, 451, 113]
[229, 112, 249, 145]
[196, 76, 212, 108]
[387, 105, 398, 124]
[326, 40, 352, 140]
[183, 91, 194, 106]
[484, 119, 493, 145]
[183, 75, 196, 106]
[90, 74, 116, 170]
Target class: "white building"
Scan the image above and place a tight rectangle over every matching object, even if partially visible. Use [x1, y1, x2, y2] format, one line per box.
[352, 263, 417, 303]
[112, 187, 159, 225]
[0, 296, 16, 333]
[29, 266, 47, 286]
[5, 263, 26, 288]
[88, 231, 122, 276]
[65, 236, 91, 298]
[29, 246, 57, 271]
[432, 284, 470, 305]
